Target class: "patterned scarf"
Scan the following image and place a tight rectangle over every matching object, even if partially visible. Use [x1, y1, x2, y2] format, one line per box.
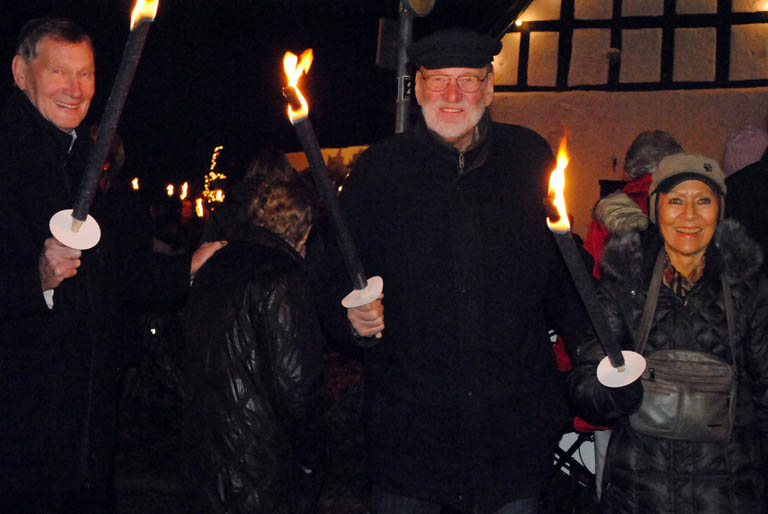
[663, 253, 705, 299]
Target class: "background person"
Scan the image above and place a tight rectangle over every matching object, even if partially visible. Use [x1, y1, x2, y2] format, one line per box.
[723, 126, 768, 275]
[722, 124, 768, 178]
[182, 176, 326, 514]
[583, 130, 683, 279]
[199, 143, 297, 243]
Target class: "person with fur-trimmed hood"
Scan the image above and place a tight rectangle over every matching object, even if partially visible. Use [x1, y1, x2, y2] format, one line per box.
[583, 130, 683, 279]
[568, 152, 768, 513]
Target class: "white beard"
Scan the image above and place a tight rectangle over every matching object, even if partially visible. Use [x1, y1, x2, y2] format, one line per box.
[421, 101, 485, 145]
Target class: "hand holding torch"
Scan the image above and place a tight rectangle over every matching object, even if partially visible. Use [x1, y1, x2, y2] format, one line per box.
[546, 138, 645, 387]
[283, 50, 383, 338]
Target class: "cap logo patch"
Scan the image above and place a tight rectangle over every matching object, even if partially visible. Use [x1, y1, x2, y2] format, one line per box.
[703, 163, 712, 172]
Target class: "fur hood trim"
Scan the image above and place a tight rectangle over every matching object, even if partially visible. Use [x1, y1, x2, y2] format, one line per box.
[599, 218, 763, 286]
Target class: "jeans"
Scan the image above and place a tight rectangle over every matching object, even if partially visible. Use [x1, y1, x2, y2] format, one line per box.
[371, 485, 539, 514]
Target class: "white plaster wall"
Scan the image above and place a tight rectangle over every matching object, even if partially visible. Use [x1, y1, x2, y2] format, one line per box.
[490, 88, 768, 237]
[674, 27, 716, 81]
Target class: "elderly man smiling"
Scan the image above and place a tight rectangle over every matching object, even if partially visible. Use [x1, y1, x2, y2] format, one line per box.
[0, 18, 221, 513]
[314, 28, 587, 514]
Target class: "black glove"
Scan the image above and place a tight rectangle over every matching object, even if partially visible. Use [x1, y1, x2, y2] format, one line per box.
[608, 378, 644, 414]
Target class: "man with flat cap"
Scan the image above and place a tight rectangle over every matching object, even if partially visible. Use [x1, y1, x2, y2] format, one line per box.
[314, 27, 586, 514]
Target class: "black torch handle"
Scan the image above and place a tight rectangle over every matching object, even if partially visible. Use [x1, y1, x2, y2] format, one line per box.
[293, 117, 368, 291]
[553, 232, 626, 369]
[71, 19, 152, 223]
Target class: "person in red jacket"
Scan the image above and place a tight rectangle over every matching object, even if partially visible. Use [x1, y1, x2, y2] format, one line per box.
[583, 131, 683, 279]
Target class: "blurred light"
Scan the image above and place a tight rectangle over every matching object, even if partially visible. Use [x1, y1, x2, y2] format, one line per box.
[180, 181, 188, 200]
[209, 145, 224, 172]
[195, 197, 204, 217]
[166, 184, 174, 196]
[515, 19, 522, 27]
[131, 177, 140, 190]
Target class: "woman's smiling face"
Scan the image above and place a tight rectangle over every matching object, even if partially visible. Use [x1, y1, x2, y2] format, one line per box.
[658, 179, 719, 269]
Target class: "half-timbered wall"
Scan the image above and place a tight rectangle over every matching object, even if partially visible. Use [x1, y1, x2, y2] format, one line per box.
[491, 0, 768, 236]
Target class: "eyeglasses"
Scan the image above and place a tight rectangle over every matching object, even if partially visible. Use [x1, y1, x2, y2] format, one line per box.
[419, 71, 490, 93]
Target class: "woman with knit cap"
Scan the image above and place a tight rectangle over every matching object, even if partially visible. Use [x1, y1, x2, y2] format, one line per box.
[568, 152, 768, 513]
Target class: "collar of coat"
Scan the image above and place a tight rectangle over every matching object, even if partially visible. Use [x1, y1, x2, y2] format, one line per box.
[229, 222, 305, 262]
[8, 88, 82, 157]
[599, 218, 764, 289]
[415, 109, 492, 175]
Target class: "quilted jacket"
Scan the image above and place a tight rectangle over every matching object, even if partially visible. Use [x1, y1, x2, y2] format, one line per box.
[568, 219, 768, 513]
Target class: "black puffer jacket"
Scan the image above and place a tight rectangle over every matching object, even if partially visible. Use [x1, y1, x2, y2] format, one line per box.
[182, 225, 325, 514]
[568, 219, 768, 513]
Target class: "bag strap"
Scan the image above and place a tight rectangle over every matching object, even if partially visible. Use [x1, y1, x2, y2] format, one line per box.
[722, 275, 738, 373]
[636, 248, 738, 369]
[636, 249, 666, 355]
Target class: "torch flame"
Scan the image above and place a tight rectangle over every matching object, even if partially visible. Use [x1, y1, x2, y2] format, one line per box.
[283, 49, 313, 122]
[546, 138, 571, 234]
[130, 0, 159, 30]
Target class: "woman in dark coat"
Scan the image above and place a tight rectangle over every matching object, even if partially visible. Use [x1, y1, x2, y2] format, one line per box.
[568, 152, 768, 513]
[182, 177, 325, 514]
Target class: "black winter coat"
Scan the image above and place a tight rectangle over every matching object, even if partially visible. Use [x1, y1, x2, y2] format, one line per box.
[182, 224, 325, 514]
[316, 113, 588, 513]
[0, 90, 191, 493]
[725, 150, 768, 275]
[568, 220, 768, 513]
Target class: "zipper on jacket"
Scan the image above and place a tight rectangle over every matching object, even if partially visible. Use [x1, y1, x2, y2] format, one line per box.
[458, 152, 465, 170]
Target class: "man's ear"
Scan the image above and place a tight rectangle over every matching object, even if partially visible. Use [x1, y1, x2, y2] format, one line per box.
[12, 55, 27, 90]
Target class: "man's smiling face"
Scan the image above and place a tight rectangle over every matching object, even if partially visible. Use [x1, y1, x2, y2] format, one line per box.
[415, 66, 494, 150]
[12, 36, 95, 132]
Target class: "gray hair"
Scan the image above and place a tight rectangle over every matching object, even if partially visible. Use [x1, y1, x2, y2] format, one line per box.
[16, 18, 93, 62]
[624, 130, 683, 180]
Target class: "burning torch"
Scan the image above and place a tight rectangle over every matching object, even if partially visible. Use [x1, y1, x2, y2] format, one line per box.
[49, 0, 159, 250]
[546, 138, 645, 387]
[282, 49, 383, 339]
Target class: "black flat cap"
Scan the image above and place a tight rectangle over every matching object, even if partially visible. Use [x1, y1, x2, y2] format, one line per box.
[407, 28, 502, 69]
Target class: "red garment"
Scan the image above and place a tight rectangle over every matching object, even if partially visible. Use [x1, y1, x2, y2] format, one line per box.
[582, 174, 652, 278]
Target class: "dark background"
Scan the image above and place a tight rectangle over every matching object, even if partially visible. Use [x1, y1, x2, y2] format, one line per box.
[1, 0, 523, 196]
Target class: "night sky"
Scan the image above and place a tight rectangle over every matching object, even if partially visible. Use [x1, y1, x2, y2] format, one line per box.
[1, 0, 519, 196]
